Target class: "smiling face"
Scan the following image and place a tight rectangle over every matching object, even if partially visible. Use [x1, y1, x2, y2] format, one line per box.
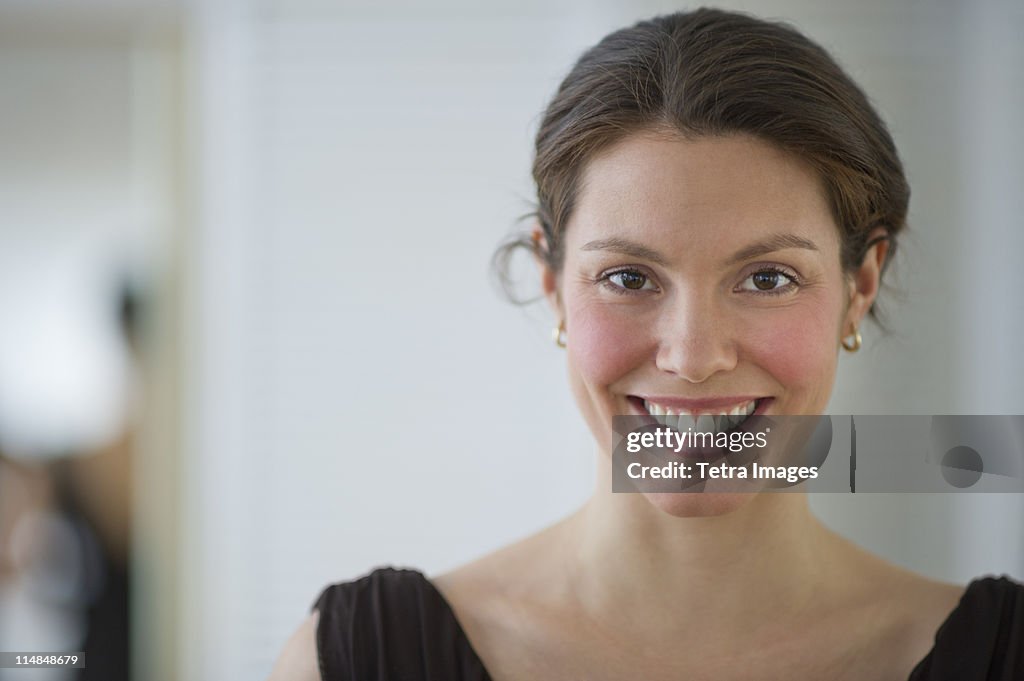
[541, 132, 884, 516]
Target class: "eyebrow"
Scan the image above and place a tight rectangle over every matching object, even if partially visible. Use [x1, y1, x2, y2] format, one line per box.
[580, 233, 819, 266]
[724, 233, 819, 265]
[580, 237, 670, 266]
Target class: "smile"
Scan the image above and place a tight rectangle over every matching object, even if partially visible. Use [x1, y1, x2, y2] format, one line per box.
[637, 397, 764, 434]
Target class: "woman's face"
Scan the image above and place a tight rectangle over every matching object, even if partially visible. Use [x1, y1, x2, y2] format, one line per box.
[542, 132, 883, 516]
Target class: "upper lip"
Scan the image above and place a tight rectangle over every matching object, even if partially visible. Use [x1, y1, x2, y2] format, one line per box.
[632, 395, 765, 411]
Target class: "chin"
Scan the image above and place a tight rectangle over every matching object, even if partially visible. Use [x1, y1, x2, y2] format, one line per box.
[643, 490, 757, 518]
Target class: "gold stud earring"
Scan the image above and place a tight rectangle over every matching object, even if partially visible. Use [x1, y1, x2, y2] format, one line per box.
[842, 326, 862, 352]
[552, 320, 567, 348]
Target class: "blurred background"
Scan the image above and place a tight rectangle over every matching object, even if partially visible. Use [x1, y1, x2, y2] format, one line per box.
[0, 0, 1021, 679]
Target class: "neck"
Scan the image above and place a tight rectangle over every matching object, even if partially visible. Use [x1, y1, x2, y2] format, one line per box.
[561, 458, 838, 641]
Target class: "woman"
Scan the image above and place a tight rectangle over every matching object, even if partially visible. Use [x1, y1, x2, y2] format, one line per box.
[270, 9, 1023, 680]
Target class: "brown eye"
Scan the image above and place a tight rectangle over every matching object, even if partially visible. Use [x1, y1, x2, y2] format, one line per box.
[752, 270, 780, 290]
[738, 267, 800, 295]
[609, 270, 650, 290]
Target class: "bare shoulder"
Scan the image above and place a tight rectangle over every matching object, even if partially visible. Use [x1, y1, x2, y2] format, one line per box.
[431, 535, 547, 626]
[267, 611, 321, 681]
[889, 571, 966, 628]
[859, 566, 967, 675]
[828, 532, 966, 624]
[858, 558, 965, 619]
[432, 514, 576, 611]
[430, 517, 582, 678]
[815, 534, 968, 677]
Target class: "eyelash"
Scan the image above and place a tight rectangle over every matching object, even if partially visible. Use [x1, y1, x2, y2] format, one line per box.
[596, 265, 803, 296]
[736, 265, 803, 296]
[597, 268, 657, 295]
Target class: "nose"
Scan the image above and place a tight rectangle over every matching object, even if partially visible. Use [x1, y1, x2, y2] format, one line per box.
[654, 292, 738, 383]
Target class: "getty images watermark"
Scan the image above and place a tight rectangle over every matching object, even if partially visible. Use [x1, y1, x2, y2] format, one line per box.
[611, 416, 1024, 493]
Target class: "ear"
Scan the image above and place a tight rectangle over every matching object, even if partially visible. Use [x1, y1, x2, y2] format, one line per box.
[843, 226, 890, 335]
[532, 226, 563, 318]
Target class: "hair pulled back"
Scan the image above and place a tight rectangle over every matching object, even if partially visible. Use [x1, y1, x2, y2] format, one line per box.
[497, 8, 907, 318]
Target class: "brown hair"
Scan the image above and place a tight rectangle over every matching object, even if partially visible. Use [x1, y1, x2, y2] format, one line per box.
[496, 8, 906, 319]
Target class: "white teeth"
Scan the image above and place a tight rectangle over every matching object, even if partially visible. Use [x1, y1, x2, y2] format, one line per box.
[643, 400, 669, 425]
[642, 398, 759, 434]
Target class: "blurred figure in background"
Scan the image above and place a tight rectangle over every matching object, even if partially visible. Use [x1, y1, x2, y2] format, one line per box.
[0, 283, 142, 681]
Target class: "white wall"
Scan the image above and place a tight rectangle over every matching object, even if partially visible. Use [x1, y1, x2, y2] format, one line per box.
[180, 1, 1024, 679]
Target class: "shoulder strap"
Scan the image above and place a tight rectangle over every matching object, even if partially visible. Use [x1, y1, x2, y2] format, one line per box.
[312, 567, 491, 681]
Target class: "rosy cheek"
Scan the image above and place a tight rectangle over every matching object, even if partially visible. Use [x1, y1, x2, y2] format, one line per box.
[738, 298, 840, 404]
[566, 298, 651, 389]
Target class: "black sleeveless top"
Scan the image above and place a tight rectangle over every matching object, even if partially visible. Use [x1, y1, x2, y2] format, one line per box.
[312, 567, 1024, 680]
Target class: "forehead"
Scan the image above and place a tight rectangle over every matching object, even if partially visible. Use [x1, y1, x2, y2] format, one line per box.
[567, 132, 839, 257]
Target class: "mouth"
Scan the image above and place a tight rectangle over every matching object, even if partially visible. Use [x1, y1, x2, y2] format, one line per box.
[628, 396, 771, 435]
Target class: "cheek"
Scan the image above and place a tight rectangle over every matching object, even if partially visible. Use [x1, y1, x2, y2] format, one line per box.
[566, 299, 650, 389]
[739, 296, 842, 398]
